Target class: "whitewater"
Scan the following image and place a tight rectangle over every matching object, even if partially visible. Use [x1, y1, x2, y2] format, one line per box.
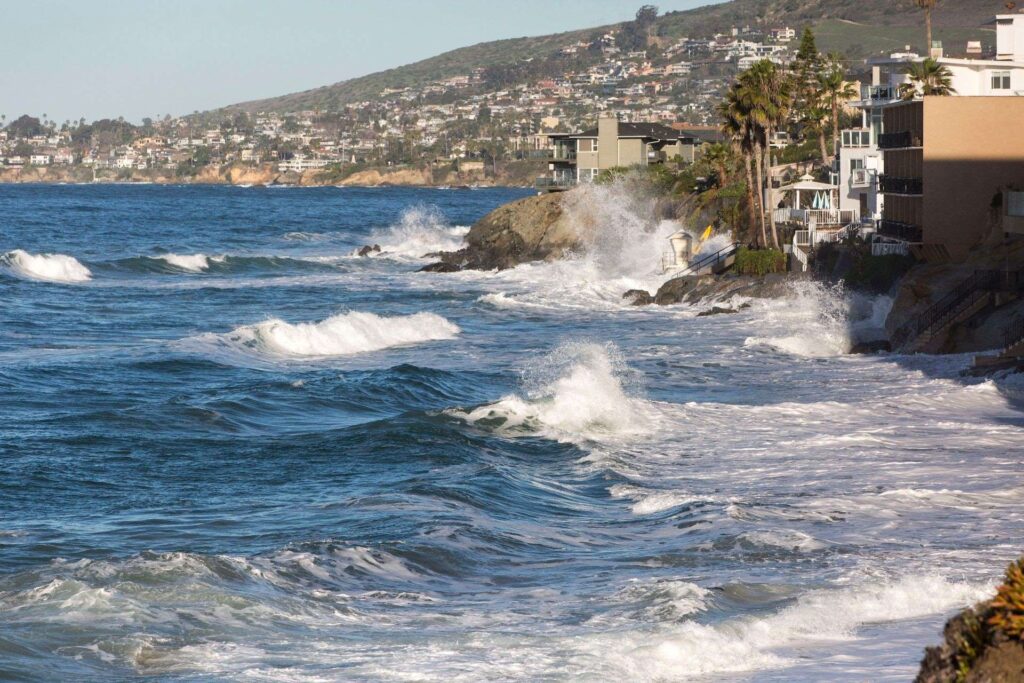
[2, 183, 1023, 682]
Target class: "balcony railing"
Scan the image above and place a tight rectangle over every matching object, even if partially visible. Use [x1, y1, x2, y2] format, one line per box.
[878, 130, 922, 150]
[552, 148, 577, 162]
[861, 84, 897, 102]
[878, 219, 923, 242]
[535, 176, 576, 190]
[879, 175, 923, 195]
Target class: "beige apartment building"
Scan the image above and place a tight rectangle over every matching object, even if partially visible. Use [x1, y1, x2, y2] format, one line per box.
[541, 114, 706, 190]
[879, 97, 1024, 261]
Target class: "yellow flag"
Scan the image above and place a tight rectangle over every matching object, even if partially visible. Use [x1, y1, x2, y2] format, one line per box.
[699, 224, 713, 242]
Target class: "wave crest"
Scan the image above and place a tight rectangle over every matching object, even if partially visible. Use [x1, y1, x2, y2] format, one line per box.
[199, 311, 460, 358]
[152, 253, 226, 272]
[1, 249, 92, 283]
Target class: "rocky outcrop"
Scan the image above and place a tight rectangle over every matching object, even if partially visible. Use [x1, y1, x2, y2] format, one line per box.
[422, 190, 590, 271]
[916, 558, 1024, 683]
[634, 272, 799, 307]
[337, 167, 433, 187]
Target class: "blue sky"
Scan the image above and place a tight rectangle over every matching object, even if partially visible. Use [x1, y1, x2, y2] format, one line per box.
[0, 0, 725, 124]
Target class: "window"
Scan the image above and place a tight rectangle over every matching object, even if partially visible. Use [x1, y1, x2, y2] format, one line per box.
[992, 71, 1011, 90]
[842, 130, 871, 148]
[1009, 191, 1024, 218]
[850, 158, 864, 172]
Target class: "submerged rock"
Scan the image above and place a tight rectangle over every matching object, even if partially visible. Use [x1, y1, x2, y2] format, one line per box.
[357, 244, 382, 257]
[849, 339, 892, 354]
[652, 273, 799, 306]
[697, 305, 741, 317]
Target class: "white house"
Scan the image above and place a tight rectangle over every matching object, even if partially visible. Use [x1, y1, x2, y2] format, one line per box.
[29, 154, 51, 166]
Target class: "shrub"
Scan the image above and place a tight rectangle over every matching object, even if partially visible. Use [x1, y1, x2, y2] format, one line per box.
[989, 558, 1024, 641]
[735, 247, 786, 276]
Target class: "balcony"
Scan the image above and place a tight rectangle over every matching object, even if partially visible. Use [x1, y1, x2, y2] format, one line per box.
[878, 219, 923, 242]
[878, 130, 922, 150]
[535, 176, 576, 191]
[552, 148, 577, 162]
[879, 175, 923, 195]
[850, 168, 870, 187]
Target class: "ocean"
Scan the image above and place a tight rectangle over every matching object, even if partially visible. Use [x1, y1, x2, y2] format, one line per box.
[2, 183, 1023, 681]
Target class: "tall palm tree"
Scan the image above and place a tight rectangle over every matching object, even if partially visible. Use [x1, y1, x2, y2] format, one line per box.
[737, 60, 791, 250]
[817, 55, 857, 161]
[903, 57, 956, 97]
[719, 92, 763, 247]
[913, 0, 940, 54]
[802, 103, 831, 164]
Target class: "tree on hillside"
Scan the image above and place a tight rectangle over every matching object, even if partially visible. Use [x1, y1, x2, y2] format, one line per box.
[902, 57, 956, 97]
[6, 115, 45, 138]
[791, 29, 823, 126]
[618, 5, 659, 52]
[817, 54, 857, 161]
[801, 103, 832, 164]
[913, 0, 941, 54]
[720, 89, 762, 247]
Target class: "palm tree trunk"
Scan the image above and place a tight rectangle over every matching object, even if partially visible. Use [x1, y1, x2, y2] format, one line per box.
[831, 97, 840, 163]
[753, 141, 768, 249]
[764, 128, 780, 250]
[742, 152, 759, 247]
[925, 9, 933, 54]
[818, 130, 829, 164]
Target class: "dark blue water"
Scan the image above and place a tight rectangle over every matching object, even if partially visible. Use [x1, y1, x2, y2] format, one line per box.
[2, 184, 1023, 681]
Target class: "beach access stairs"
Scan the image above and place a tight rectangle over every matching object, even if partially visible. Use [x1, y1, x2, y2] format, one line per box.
[668, 242, 739, 279]
[894, 269, 1024, 354]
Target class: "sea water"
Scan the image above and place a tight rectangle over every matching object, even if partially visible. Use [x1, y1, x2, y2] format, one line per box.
[2, 183, 1023, 681]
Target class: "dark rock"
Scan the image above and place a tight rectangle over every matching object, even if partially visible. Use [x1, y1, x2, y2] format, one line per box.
[418, 261, 461, 273]
[622, 289, 654, 306]
[357, 244, 382, 257]
[697, 306, 738, 317]
[849, 339, 892, 354]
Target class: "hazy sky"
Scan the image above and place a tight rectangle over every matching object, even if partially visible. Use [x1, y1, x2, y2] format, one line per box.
[0, 0, 726, 125]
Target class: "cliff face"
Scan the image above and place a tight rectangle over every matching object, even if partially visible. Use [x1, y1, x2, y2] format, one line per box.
[422, 190, 589, 271]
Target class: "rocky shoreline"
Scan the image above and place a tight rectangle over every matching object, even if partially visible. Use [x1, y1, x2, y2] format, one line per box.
[0, 162, 535, 188]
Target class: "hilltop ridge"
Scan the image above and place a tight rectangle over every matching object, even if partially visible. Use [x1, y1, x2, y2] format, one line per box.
[216, 0, 1002, 114]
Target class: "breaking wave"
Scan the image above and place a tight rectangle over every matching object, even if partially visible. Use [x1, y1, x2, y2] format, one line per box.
[364, 206, 469, 260]
[151, 253, 227, 272]
[450, 342, 651, 443]
[192, 311, 461, 359]
[1, 249, 92, 283]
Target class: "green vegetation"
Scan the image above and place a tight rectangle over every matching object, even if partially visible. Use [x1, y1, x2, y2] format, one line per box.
[844, 252, 916, 293]
[735, 248, 786, 275]
[989, 558, 1024, 641]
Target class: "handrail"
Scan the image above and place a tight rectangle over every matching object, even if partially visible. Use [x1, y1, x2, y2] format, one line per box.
[1003, 317, 1024, 353]
[893, 270, 1000, 347]
[668, 242, 739, 280]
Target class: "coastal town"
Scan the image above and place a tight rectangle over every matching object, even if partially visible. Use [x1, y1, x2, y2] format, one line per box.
[0, 14, 796, 180]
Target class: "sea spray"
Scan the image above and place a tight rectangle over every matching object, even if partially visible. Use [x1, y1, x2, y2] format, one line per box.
[1, 249, 92, 283]
[190, 311, 460, 358]
[743, 280, 855, 356]
[152, 253, 227, 272]
[451, 341, 651, 442]
[365, 205, 470, 260]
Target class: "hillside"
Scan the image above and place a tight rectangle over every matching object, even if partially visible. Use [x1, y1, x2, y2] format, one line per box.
[216, 0, 1002, 115]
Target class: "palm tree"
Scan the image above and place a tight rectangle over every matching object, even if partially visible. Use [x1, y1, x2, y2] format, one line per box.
[913, 0, 940, 54]
[737, 60, 791, 249]
[903, 58, 956, 98]
[719, 92, 763, 247]
[700, 142, 732, 187]
[817, 55, 857, 161]
[802, 103, 831, 164]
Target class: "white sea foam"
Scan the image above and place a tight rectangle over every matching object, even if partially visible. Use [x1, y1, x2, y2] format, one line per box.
[200, 311, 460, 358]
[153, 253, 226, 272]
[451, 342, 651, 443]
[1, 249, 92, 283]
[577, 574, 990, 679]
[743, 281, 854, 356]
[365, 206, 469, 260]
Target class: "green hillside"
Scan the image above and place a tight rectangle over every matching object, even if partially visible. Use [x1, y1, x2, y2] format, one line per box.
[216, 0, 1003, 114]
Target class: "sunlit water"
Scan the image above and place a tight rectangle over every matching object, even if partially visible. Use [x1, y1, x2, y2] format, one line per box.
[2, 184, 1023, 682]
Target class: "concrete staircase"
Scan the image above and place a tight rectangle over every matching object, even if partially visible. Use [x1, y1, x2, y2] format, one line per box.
[973, 317, 1024, 370]
[893, 270, 1001, 353]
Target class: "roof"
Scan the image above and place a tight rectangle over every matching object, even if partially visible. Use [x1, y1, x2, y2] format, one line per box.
[570, 121, 684, 141]
[777, 174, 837, 192]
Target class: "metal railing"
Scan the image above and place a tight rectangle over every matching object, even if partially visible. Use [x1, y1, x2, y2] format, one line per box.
[878, 130, 922, 150]
[892, 270, 1001, 348]
[878, 220, 923, 242]
[1003, 317, 1024, 353]
[861, 84, 897, 102]
[879, 175, 923, 195]
[535, 176, 576, 190]
[668, 242, 740, 279]
[872, 241, 910, 257]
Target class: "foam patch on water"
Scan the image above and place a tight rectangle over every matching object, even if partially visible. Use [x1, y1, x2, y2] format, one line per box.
[450, 342, 651, 443]
[1, 249, 92, 283]
[577, 573, 991, 679]
[743, 281, 854, 357]
[152, 253, 227, 272]
[193, 311, 460, 358]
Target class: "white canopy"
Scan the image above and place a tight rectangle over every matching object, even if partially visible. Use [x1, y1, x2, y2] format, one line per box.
[776, 174, 836, 193]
